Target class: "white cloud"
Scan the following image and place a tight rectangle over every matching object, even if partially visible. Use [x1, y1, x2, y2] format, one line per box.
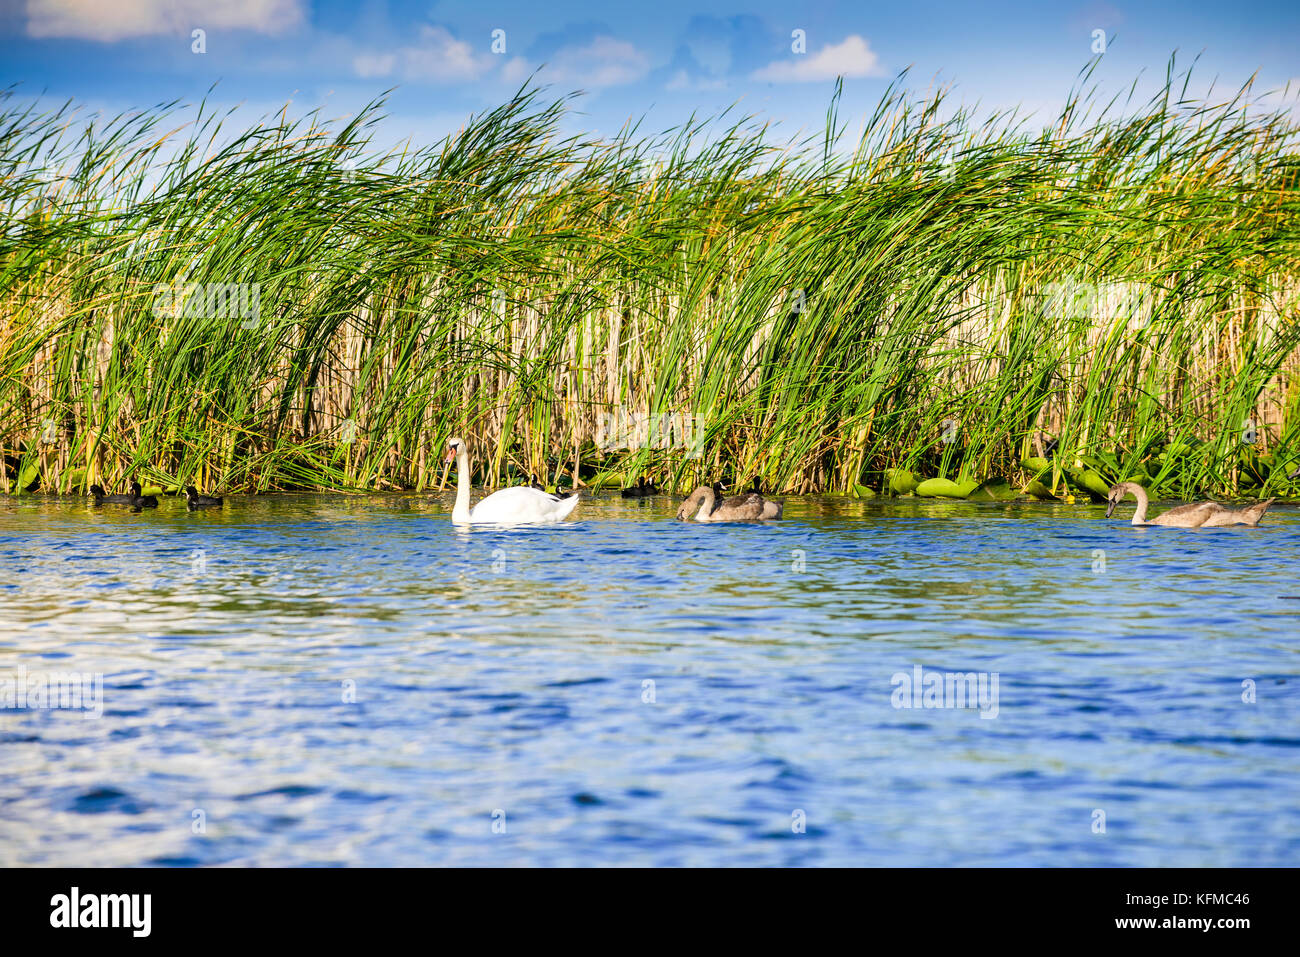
[25, 0, 304, 41]
[402, 25, 489, 82]
[543, 36, 650, 89]
[751, 34, 883, 83]
[353, 53, 397, 79]
[500, 56, 532, 87]
[352, 25, 493, 83]
[665, 70, 728, 93]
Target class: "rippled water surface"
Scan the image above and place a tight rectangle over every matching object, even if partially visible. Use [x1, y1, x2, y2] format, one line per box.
[2, 491, 1298, 866]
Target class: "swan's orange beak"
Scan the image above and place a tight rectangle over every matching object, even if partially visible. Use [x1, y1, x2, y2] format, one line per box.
[444, 446, 456, 464]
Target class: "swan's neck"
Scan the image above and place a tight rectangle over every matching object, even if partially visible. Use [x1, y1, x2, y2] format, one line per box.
[1129, 484, 1149, 525]
[452, 449, 473, 523]
[695, 489, 717, 521]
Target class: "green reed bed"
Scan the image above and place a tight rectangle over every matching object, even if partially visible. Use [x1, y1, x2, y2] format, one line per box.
[2, 62, 1298, 499]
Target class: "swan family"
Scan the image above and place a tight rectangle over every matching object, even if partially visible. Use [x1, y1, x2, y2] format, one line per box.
[444, 437, 783, 525]
[81, 442, 1281, 531]
[444, 439, 1281, 528]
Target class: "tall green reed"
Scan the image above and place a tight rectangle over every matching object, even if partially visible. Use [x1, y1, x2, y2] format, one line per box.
[2, 61, 1297, 497]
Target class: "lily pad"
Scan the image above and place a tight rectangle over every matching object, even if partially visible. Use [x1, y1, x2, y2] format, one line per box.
[969, 479, 1020, 500]
[17, 461, 40, 491]
[885, 469, 920, 495]
[1068, 468, 1111, 499]
[915, 477, 979, 498]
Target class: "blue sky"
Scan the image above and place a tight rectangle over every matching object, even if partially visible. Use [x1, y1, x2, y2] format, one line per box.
[2, 0, 1297, 148]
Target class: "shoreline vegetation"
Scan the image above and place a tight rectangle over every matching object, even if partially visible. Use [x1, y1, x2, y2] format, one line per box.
[2, 60, 1298, 501]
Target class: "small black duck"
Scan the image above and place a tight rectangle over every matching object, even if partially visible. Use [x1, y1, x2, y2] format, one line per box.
[129, 480, 159, 510]
[89, 483, 133, 505]
[621, 476, 658, 498]
[185, 486, 223, 510]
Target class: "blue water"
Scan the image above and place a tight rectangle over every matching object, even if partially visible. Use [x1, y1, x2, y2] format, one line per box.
[1, 492, 1298, 866]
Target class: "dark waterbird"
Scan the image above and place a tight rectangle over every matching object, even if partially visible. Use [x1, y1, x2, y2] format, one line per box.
[711, 481, 755, 506]
[185, 486, 223, 510]
[129, 480, 158, 509]
[127, 480, 159, 513]
[89, 484, 133, 505]
[621, 476, 658, 498]
[529, 474, 571, 494]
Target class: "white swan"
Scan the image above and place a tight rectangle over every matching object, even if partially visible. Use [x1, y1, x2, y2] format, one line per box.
[444, 437, 580, 525]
